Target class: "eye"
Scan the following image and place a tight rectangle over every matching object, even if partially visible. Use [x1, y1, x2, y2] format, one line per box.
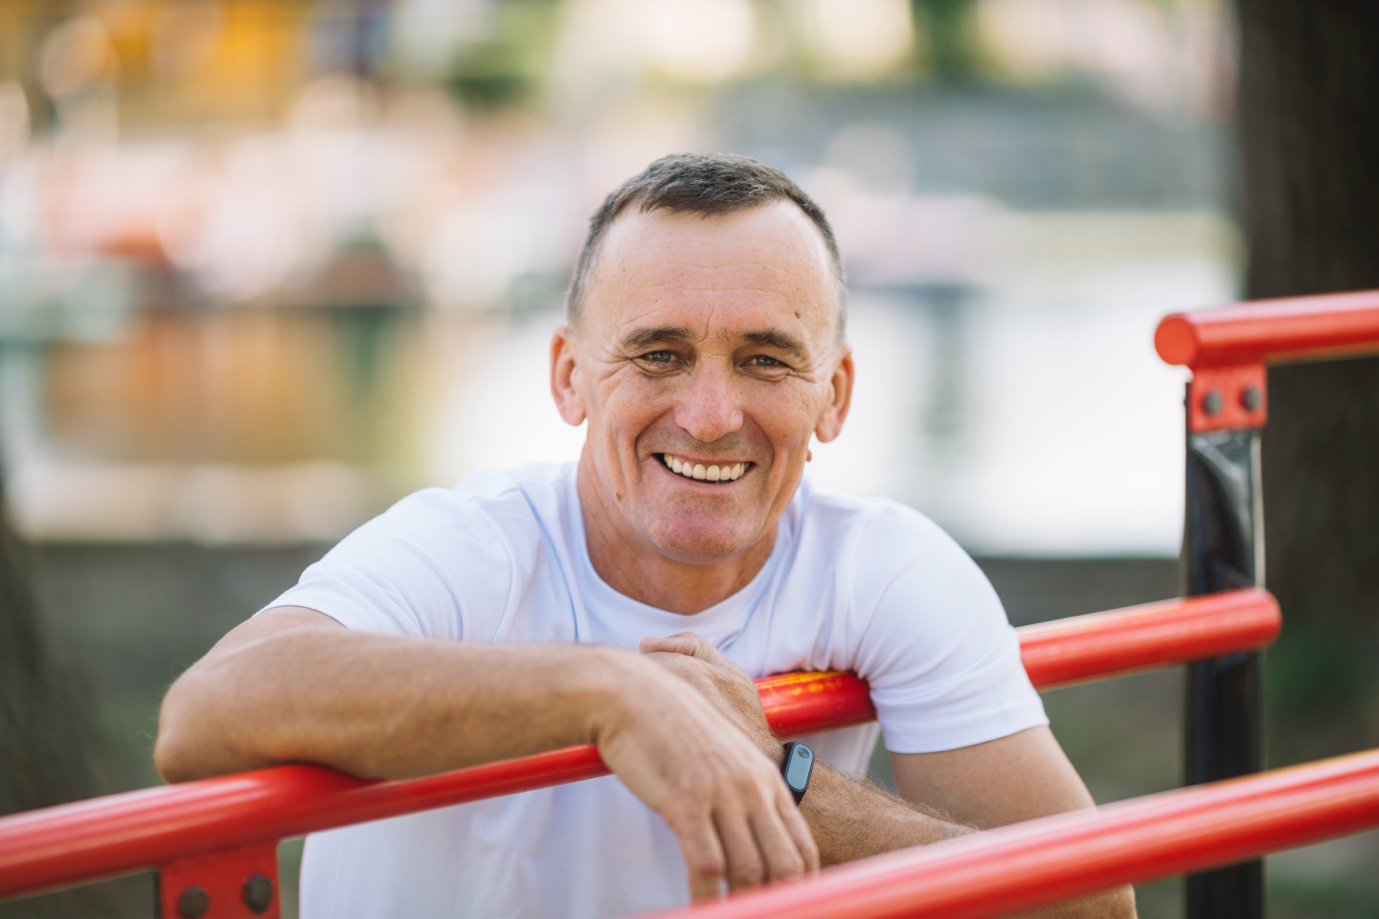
[635, 350, 683, 372]
[741, 353, 793, 380]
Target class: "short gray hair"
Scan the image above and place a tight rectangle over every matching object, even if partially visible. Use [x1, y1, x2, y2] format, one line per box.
[565, 153, 847, 332]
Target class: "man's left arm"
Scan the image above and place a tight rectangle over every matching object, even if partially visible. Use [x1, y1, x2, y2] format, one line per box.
[812, 730, 1136, 917]
[643, 634, 1136, 917]
[802, 727, 1089, 860]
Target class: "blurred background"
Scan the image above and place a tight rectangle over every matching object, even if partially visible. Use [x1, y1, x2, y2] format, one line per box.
[0, 0, 1374, 916]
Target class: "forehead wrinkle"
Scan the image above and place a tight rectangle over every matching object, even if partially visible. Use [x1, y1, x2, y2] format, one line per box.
[643, 284, 794, 298]
[647, 259, 799, 276]
[589, 205, 843, 345]
[616, 323, 809, 359]
[631, 264, 808, 296]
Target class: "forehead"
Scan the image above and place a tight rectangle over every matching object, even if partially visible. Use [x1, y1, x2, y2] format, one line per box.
[581, 201, 840, 343]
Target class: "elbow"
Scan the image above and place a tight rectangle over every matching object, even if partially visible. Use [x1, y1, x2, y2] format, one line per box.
[154, 688, 201, 784]
[154, 676, 227, 784]
[1113, 885, 1138, 919]
[1087, 885, 1137, 919]
[153, 723, 192, 784]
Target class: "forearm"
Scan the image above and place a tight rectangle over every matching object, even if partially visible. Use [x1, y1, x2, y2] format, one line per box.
[798, 761, 968, 865]
[798, 761, 1135, 917]
[156, 622, 633, 782]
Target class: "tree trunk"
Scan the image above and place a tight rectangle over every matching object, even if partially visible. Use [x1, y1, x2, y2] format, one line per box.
[1234, 0, 1379, 758]
[0, 486, 142, 916]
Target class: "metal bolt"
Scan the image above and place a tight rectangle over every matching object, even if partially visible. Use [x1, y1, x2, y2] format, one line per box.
[177, 886, 209, 919]
[1240, 385, 1261, 411]
[243, 874, 274, 914]
[1202, 389, 1223, 416]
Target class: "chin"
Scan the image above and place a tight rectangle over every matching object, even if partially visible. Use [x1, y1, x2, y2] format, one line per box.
[645, 520, 762, 564]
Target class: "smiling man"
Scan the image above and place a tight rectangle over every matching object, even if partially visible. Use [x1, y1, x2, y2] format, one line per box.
[156, 154, 1135, 918]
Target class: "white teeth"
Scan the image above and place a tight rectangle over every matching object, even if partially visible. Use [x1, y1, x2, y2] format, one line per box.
[661, 454, 747, 483]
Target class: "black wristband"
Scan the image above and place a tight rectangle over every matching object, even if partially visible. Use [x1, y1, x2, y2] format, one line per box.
[780, 742, 814, 805]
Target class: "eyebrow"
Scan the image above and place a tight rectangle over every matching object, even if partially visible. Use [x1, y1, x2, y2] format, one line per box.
[619, 326, 696, 351]
[741, 328, 807, 355]
[618, 326, 808, 356]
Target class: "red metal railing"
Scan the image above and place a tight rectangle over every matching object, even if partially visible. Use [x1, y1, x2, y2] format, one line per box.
[0, 589, 1279, 905]
[1156, 289, 1379, 916]
[1155, 288, 1379, 368]
[1154, 289, 1379, 432]
[639, 747, 1379, 919]
[1017, 588, 1277, 687]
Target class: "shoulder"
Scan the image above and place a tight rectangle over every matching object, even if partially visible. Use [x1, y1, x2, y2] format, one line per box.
[785, 479, 1005, 653]
[788, 479, 968, 577]
[790, 488, 1044, 753]
[771, 480, 991, 654]
[275, 463, 578, 640]
[371, 462, 572, 539]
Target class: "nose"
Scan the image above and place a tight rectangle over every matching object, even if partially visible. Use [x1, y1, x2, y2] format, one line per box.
[672, 363, 745, 444]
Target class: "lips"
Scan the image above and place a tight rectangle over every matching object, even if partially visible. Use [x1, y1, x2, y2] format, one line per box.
[658, 453, 750, 483]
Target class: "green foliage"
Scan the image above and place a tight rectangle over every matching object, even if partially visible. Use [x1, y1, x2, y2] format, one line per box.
[443, 0, 557, 110]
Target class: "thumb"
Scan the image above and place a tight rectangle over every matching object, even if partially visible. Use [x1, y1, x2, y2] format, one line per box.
[640, 632, 714, 659]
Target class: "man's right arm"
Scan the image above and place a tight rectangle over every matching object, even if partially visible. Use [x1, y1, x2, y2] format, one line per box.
[155, 606, 818, 900]
[157, 605, 625, 782]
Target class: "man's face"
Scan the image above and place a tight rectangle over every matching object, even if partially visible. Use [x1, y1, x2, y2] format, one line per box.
[551, 201, 853, 570]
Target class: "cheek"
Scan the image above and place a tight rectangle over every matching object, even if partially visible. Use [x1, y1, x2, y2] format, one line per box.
[595, 381, 666, 445]
[757, 386, 829, 450]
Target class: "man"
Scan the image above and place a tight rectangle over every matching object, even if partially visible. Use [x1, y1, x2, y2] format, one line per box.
[156, 154, 1135, 918]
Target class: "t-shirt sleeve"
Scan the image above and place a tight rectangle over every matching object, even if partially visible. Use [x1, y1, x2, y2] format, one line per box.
[258, 489, 517, 643]
[848, 506, 1047, 754]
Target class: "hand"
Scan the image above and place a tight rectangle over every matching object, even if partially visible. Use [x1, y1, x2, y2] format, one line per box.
[591, 651, 819, 901]
[639, 632, 780, 760]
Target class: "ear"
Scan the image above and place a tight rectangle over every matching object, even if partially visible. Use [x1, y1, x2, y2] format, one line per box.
[814, 348, 854, 443]
[550, 326, 586, 426]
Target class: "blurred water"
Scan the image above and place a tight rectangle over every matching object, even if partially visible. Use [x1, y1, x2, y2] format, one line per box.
[426, 209, 1228, 557]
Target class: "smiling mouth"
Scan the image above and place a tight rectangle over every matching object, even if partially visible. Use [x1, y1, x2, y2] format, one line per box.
[658, 453, 750, 483]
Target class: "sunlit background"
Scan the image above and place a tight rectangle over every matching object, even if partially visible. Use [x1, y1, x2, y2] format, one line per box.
[20, 2, 1368, 917]
[0, 0, 1234, 553]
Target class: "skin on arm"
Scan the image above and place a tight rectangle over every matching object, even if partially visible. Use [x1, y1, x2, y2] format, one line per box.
[641, 632, 1137, 917]
[891, 735, 1137, 918]
[156, 606, 818, 901]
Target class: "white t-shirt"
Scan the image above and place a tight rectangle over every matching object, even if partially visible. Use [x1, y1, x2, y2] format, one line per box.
[265, 463, 1046, 919]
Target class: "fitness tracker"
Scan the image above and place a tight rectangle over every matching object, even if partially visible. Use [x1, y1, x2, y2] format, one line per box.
[780, 742, 814, 805]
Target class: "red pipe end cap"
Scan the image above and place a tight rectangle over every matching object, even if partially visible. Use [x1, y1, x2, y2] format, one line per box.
[1155, 315, 1199, 366]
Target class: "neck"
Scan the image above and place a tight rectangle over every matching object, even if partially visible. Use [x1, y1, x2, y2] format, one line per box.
[576, 470, 776, 616]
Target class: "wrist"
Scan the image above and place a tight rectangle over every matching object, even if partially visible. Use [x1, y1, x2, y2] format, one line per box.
[583, 646, 685, 744]
[578, 646, 647, 745]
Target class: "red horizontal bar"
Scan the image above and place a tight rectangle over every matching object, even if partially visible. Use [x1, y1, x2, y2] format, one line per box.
[1156, 289, 1379, 368]
[639, 746, 1379, 919]
[1018, 588, 1279, 687]
[0, 590, 1278, 902]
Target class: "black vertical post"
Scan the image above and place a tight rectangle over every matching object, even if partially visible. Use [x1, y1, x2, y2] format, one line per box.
[1182, 411, 1266, 919]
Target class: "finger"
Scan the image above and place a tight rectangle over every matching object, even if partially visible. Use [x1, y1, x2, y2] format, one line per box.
[676, 814, 728, 902]
[640, 632, 705, 657]
[676, 633, 734, 667]
[643, 633, 739, 670]
[780, 794, 820, 874]
[747, 797, 813, 883]
[714, 805, 768, 892]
